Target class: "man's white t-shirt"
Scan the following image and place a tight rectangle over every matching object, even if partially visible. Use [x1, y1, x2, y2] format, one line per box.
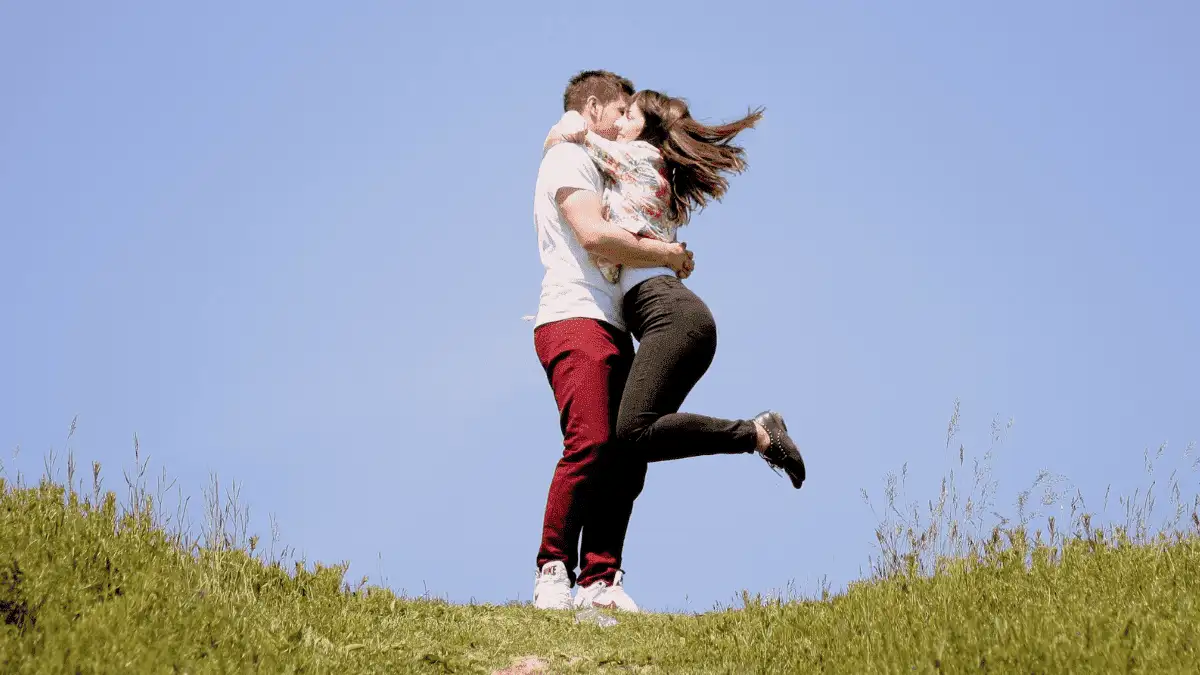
[532, 143, 625, 331]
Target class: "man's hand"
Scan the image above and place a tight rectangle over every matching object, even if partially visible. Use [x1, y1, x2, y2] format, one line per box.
[664, 242, 695, 279]
[678, 247, 695, 279]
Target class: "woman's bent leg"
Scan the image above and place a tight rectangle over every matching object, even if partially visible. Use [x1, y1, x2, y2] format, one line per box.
[616, 275, 758, 463]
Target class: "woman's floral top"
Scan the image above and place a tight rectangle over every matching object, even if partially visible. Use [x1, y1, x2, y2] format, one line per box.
[578, 132, 677, 283]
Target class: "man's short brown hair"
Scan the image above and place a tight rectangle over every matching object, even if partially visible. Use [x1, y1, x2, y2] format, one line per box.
[563, 70, 635, 113]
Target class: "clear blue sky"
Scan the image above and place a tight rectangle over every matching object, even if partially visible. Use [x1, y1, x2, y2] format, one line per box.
[2, 2, 1197, 612]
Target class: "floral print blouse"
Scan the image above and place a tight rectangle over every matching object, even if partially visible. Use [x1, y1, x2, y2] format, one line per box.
[578, 132, 677, 283]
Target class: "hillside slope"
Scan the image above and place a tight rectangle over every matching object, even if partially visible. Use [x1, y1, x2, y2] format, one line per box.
[3, 475, 1199, 673]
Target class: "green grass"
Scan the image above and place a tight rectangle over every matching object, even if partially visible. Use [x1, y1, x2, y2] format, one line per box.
[3, 410, 1200, 673]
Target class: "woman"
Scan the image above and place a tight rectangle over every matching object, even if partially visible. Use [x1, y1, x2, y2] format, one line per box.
[543, 90, 806, 489]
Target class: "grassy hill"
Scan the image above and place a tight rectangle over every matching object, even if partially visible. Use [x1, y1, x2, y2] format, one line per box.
[3, 422, 1199, 673]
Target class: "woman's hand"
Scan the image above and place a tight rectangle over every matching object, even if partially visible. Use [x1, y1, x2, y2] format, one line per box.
[544, 111, 587, 152]
[554, 110, 587, 143]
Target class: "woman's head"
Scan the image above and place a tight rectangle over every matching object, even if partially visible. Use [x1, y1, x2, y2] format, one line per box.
[616, 90, 681, 145]
[619, 89, 764, 225]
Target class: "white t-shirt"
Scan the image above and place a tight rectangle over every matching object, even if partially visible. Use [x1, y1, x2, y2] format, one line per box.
[619, 263, 674, 298]
[531, 143, 625, 331]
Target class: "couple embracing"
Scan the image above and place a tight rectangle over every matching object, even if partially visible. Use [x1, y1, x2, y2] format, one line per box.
[528, 70, 806, 613]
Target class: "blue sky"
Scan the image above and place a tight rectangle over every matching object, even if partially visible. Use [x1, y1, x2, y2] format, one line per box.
[2, 2, 1197, 612]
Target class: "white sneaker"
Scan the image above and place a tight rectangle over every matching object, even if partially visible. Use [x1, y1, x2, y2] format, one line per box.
[533, 561, 573, 610]
[573, 578, 607, 609]
[575, 570, 640, 613]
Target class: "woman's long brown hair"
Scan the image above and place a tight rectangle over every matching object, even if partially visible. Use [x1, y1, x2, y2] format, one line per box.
[632, 89, 764, 225]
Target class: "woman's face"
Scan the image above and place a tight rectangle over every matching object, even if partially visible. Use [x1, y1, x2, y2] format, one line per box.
[615, 101, 646, 142]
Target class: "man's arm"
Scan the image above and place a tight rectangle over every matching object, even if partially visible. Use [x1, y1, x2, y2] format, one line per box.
[557, 187, 692, 273]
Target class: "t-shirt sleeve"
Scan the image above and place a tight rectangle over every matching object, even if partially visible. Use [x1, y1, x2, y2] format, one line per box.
[541, 144, 603, 198]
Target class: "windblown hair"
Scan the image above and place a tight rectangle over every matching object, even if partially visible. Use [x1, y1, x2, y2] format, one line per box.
[563, 70, 635, 113]
[632, 90, 764, 225]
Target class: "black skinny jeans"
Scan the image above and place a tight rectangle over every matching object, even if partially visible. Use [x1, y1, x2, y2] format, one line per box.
[615, 274, 759, 462]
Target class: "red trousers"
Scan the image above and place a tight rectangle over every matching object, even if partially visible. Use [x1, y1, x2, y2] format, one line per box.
[533, 317, 645, 588]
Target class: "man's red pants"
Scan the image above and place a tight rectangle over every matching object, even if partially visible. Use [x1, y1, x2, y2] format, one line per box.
[533, 317, 645, 588]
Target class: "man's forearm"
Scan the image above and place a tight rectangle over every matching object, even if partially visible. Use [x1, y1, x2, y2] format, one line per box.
[583, 222, 674, 268]
[558, 187, 678, 269]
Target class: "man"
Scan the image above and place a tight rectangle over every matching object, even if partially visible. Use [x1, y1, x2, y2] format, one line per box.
[529, 70, 693, 612]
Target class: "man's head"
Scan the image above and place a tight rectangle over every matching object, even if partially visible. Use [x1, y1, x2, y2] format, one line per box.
[562, 70, 634, 141]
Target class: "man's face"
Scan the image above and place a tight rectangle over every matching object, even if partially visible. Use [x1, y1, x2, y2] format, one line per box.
[587, 95, 629, 141]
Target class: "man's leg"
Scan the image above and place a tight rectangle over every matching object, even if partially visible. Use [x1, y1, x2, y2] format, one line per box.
[534, 318, 631, 589]
[575, 327, 640, 590]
